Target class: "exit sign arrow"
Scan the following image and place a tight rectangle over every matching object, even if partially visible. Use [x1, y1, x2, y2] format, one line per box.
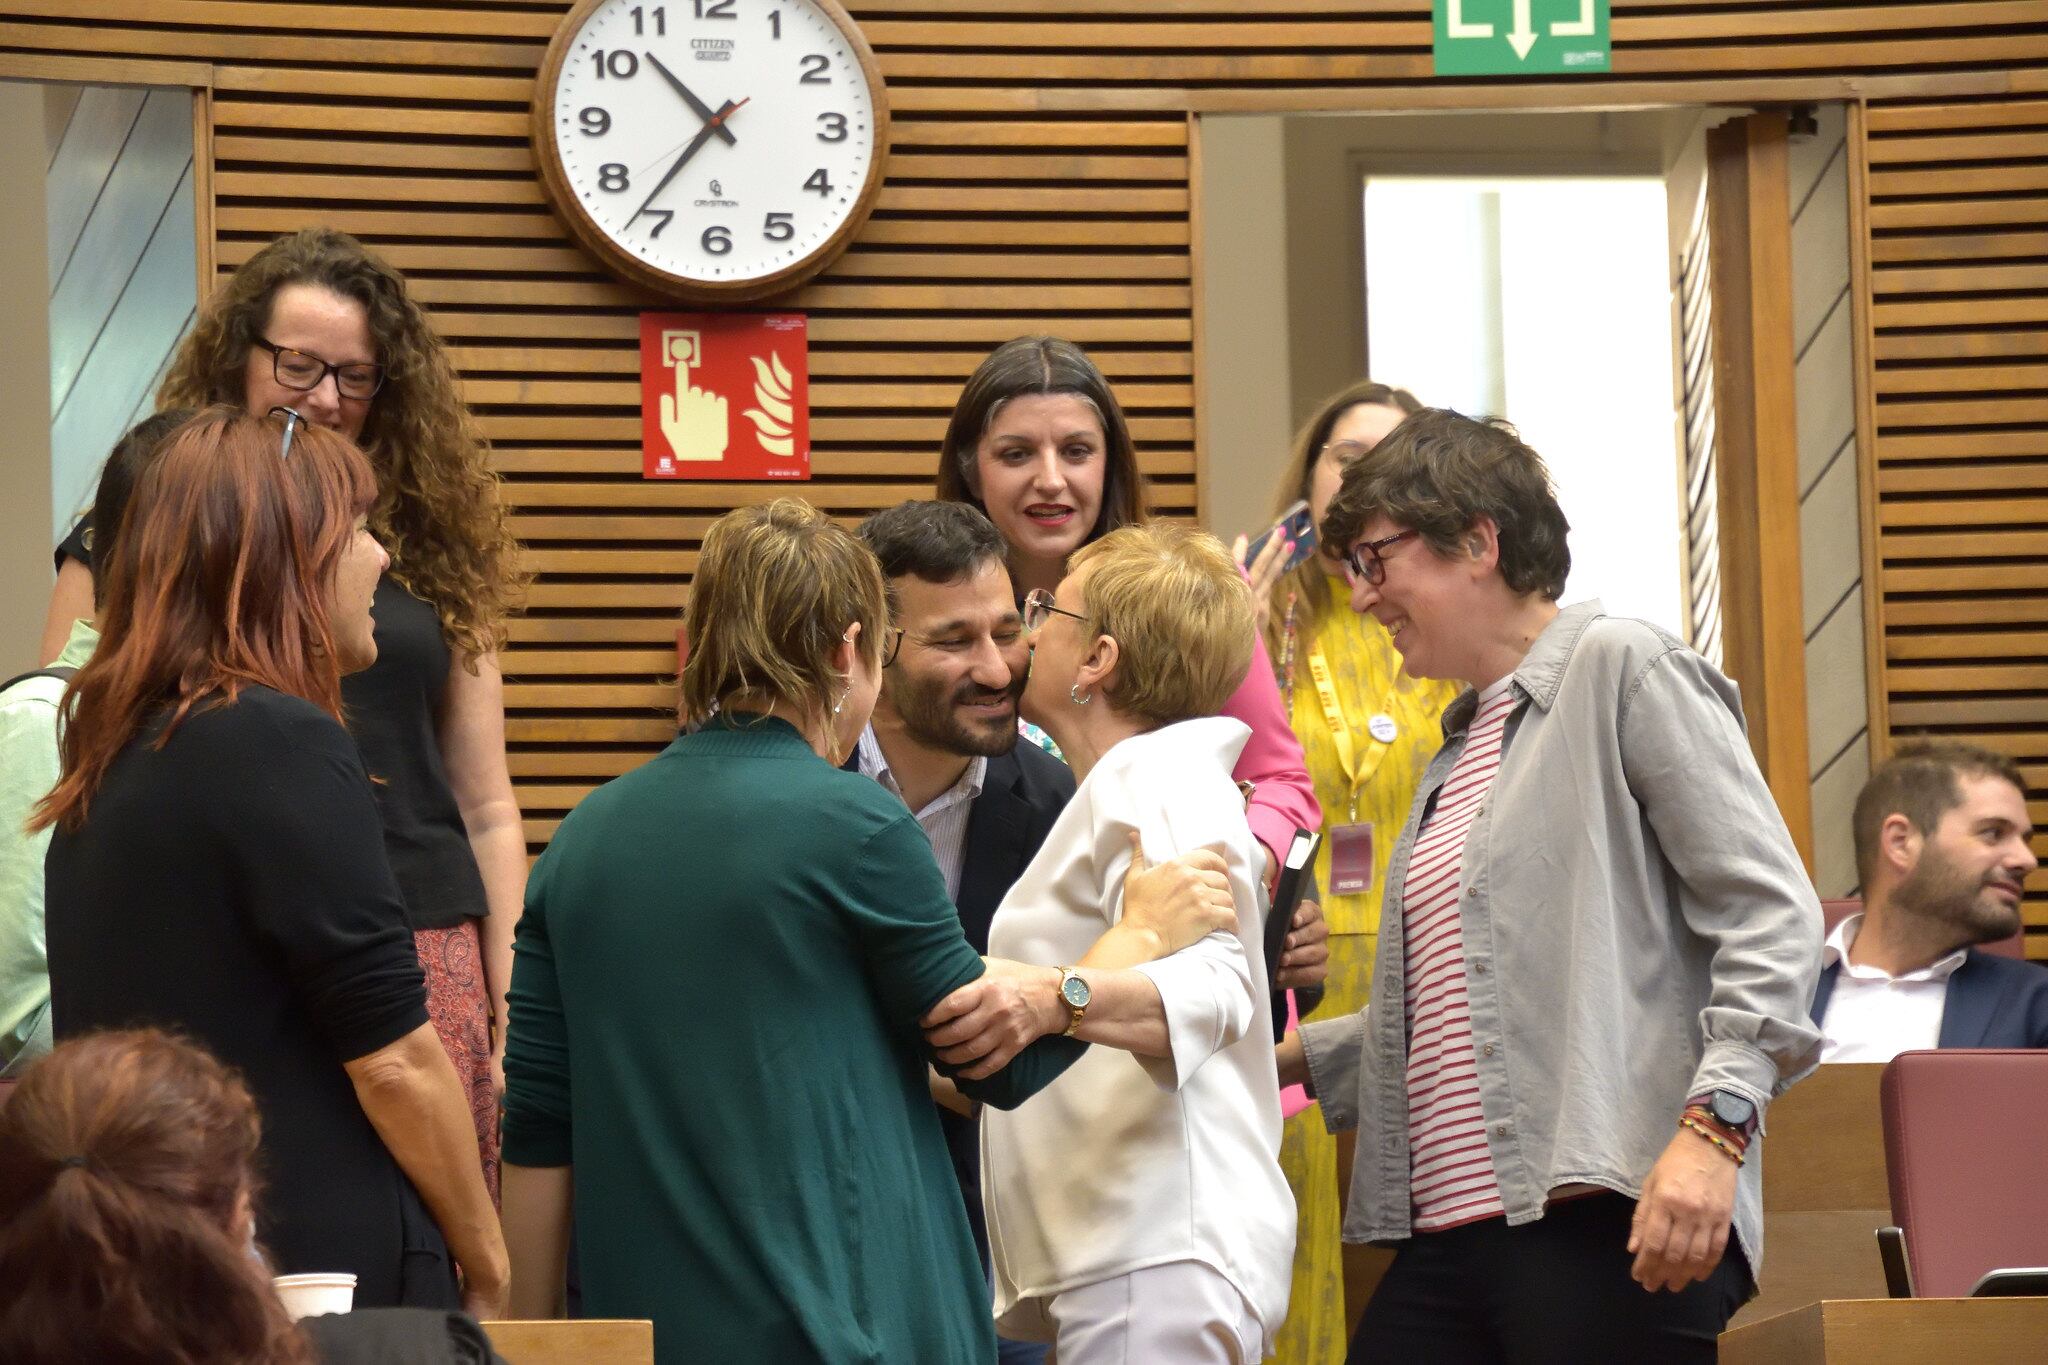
[1434, 0, 1610, 75]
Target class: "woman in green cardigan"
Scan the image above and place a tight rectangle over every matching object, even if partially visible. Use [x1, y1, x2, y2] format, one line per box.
[500, 499, 1236, 1364]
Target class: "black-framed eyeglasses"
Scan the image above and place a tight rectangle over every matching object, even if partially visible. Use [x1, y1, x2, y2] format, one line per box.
[270, 405, 304, 460]
[254, 338, 385, 400]
[1344, 530, 1420, 586]
[881, 627, 905, 668]
[1021, 588, 1087, 632]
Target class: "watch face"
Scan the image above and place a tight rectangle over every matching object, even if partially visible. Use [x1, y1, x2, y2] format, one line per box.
[1710, 1092, 1756, 1129]
[543, 0, 881, 289]
[1060, 974, 1091, 1009]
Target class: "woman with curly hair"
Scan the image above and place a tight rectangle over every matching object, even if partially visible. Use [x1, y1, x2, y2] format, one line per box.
[37, 228, 525, 1199]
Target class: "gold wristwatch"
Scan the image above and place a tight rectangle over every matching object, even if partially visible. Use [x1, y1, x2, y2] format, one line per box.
[1055, 966, 1091, 1037]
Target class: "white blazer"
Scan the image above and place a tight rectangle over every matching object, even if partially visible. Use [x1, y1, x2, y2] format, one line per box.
[982, 716, 1296, 1346]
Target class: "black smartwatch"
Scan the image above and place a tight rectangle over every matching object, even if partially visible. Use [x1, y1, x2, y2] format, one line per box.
[1694, 1089, 1759, 1141]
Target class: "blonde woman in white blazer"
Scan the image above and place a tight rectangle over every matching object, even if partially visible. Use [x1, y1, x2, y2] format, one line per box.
[926, 523, 1296, 1363]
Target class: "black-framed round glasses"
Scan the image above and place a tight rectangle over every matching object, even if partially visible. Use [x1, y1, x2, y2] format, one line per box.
[1022, 588, 1087, 632]
[1345, 530, 1420, 586]
[254, 337, 385, 400]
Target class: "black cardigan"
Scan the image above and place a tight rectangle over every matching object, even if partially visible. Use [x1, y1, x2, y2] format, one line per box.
[46, 686, 456, 1308]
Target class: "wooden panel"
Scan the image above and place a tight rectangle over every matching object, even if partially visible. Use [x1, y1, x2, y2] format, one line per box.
[4, 4, 2045, 965]
[1864, 74, 2048, 956]
[1709, 112, 1815, 869]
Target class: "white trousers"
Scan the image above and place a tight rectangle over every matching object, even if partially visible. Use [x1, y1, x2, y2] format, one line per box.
[1044, 1260, 1266, 1365]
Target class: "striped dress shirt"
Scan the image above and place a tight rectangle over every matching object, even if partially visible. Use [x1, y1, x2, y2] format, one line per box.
[856, 725, 986, 901]
[1402, 678, 1519, 1232]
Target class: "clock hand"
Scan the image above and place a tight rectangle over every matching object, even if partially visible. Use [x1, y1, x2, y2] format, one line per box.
[645, 51, 736, 147]
[630, 97, 749, 224]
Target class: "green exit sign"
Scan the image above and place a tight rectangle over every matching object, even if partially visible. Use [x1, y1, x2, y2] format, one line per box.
[1434, 0, 1610, 76]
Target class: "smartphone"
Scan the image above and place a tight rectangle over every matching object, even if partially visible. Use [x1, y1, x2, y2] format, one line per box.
[1244, 499, 1318, 576]
[1264, 827, 1323, 1043]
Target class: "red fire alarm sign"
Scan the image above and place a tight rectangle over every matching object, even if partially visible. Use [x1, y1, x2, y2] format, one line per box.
[639, 312, 809, 481]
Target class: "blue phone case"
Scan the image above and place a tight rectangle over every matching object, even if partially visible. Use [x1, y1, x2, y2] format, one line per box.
[1246, 502, 1318, 575]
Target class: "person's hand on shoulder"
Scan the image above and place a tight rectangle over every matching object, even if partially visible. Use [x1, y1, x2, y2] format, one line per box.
[1117, 832, 1236, 958]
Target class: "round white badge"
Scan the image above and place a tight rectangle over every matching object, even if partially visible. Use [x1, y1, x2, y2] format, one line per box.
[1367, 713, 1399, 744]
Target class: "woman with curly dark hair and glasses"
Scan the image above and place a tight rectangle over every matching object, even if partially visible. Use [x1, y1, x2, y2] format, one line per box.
[37, 228, 525, 1202]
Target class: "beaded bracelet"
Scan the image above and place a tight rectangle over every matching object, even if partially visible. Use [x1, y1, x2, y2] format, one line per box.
[1679, 1116, 1746, 1166]
[1681, 1103, 1751, 1156]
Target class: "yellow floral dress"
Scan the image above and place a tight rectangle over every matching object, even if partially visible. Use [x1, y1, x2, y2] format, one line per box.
[1268, 575, 1460, 1364]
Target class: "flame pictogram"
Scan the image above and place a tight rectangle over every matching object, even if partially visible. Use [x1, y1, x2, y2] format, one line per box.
[744, 351, 797, 457]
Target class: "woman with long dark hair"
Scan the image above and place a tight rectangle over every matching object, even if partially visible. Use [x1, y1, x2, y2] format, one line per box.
[38, 228, 525, 1199]
[935, 336, 1323, 906]
[34, 409, 506, 1314]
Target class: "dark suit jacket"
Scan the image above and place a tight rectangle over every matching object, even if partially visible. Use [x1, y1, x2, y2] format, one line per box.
[1810, 949, 2048, 1049]
[846, 739, 1076, 1272]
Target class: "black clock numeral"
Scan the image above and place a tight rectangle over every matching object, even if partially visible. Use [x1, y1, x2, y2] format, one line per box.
[703, 225, 733, 255]
[764, 212, 794, 241]
[803, 168, 833, 196]
[767, 10, 781, 38]
[631, 5, 665, 35]
[817, 112, 847, 143]
[598, 163, 630, 192]
[591, 50, 639, 79]
[579, 107, 611, 136]
[799, 54, 830, 84]
[643, 209, 675, 238]
[694, 0, 735, 16]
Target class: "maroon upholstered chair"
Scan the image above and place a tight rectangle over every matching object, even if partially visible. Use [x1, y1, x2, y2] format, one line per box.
[1879, 1049, 2048, 1297]
[1821, 897, 2024, 959]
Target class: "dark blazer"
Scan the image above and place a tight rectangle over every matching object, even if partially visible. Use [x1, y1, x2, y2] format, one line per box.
[847, 738, 1076, 1274]
[1810, 949, 2048, 1049]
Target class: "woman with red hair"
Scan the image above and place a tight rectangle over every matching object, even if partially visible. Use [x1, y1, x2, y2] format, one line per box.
[32, 409, 506, 1315]
[0, 1028, 505, 1363]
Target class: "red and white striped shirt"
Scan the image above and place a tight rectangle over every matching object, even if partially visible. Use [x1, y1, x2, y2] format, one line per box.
[1402, 679, 1519, 1232]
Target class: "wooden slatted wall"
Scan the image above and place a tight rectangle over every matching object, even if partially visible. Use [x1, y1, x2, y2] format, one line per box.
[1862, 80, 2048, 957]
[4, 1, 2047, 953]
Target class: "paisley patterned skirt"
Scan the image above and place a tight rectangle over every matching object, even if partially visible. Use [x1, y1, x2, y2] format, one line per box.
[415, 919, 500, 1205]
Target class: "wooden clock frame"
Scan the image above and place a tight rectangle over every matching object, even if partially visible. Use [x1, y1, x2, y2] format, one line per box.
[530, 0, 891, 305]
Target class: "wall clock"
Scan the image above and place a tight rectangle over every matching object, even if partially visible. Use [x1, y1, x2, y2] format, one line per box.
[532, 0, 889, 303]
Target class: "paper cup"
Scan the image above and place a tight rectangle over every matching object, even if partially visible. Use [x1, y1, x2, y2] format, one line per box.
[272, 1272, 357, 1321]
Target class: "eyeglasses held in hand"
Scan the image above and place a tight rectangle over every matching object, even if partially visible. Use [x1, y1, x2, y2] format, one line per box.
[1021, 588, 1088, 632]
[254, 338, 385, 400]
[1344, 530, 1419, 586]
[270, 405, 304, 461]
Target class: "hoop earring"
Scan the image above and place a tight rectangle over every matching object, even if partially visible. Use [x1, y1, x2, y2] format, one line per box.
[1070, 683, 1092, 706]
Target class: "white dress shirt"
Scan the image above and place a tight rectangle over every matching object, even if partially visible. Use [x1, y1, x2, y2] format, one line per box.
[856, 725, 986, 900]
[981, 717, 1296, 1350]
[1817, 913, 1967, 1064]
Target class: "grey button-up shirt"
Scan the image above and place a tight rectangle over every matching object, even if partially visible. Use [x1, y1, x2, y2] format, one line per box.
[1299, 601, 1823, 1278]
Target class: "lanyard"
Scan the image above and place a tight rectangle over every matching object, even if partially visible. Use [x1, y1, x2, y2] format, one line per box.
[1307, 645, 1395, 822]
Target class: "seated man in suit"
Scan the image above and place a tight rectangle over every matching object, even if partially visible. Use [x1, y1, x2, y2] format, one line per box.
[1816, 741, 2048, 1060]
[855, 501, 1326, 1365]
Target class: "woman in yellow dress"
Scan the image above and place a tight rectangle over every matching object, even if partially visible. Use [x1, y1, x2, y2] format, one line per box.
[1237, 381, 1461, 1363]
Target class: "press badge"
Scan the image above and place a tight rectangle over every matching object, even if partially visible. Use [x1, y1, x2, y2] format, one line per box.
[1328, 822, 1374, 895]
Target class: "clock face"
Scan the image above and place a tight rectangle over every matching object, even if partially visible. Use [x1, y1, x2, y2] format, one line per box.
[540, 0, 883, 294]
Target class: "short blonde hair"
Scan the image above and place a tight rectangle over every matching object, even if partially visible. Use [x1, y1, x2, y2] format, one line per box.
[680, 499, 887, 739]
[1068, 523, 1254, 725]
